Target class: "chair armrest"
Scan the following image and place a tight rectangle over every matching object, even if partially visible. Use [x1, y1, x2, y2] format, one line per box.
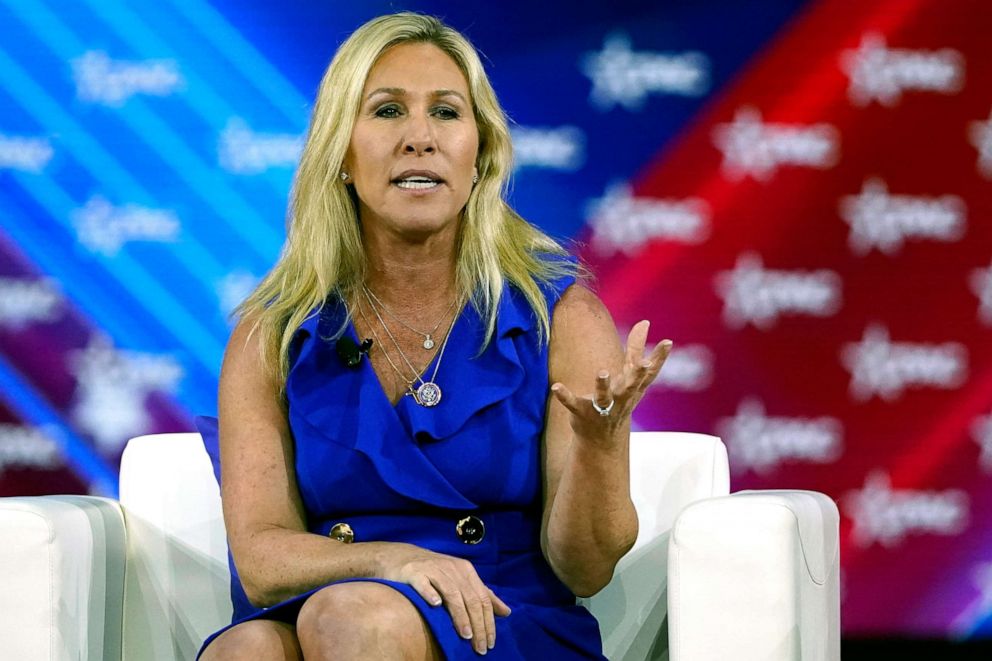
[0, 495, 126, 661]
[582, 528, 670, 661]
[668, 490, 840, 661]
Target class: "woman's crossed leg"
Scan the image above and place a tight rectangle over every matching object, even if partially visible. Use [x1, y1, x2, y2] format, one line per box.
[199, 582, 443, 660]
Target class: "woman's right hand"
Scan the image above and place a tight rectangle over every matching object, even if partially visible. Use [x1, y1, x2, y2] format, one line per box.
[374, 542, 511, 655]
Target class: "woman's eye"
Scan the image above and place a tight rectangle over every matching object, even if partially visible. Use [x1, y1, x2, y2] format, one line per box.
[374, 105, 402, 118]
[432, 106, 459, 120]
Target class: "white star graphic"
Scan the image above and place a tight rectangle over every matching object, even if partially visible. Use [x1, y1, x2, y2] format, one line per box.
[841, 33, 900, 107]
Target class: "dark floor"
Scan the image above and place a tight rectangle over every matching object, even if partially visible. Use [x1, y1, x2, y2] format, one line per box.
[842, 638, 992, 660]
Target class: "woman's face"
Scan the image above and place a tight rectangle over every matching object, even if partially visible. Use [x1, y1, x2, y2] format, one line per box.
[345, 42, 480, 239]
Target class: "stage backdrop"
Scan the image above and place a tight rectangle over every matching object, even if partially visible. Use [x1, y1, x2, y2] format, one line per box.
[1, 0, 990, 641]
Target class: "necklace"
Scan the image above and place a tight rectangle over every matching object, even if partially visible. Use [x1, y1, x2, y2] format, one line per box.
[360, 292, 457, 407]
[356, 305, 419, 401]
[363, 285, 456, 350]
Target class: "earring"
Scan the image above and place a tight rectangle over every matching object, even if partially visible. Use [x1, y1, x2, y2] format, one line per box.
[472, 173, 479, 184]
[339, 171, 350, 181]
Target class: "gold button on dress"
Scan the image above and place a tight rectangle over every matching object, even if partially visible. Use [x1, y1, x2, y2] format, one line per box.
[455, 515, 485, 544]
[328, 522, 355, 544]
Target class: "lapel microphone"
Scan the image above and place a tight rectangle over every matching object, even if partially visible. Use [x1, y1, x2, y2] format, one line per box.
[336, 336, 373, 368]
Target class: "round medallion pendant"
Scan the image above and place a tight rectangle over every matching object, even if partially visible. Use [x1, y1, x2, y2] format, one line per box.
[416, 381, 442, 407]
[423, 337, 435, 350]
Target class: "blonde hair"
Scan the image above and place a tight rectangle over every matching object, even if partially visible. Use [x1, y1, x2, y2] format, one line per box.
[236, 12, 577, 391]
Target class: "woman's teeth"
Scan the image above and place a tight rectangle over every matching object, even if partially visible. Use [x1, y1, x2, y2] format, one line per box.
[395, 178, 440, 190]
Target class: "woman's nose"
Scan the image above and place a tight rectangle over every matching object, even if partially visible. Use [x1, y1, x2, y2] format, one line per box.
[402, 113, 437, 155]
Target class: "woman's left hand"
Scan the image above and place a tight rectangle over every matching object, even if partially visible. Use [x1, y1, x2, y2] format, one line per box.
[550, 320, 672, 444]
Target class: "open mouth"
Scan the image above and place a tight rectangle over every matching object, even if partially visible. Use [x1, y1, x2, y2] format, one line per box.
[393, 176, 443, 190]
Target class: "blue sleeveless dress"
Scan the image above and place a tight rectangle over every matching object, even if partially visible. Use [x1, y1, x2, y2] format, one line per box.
[197, 272, 606, 659]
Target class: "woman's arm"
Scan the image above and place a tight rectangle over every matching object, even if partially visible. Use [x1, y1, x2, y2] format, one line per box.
[539, 285, 671, 597]
[218, 317, 385, 606]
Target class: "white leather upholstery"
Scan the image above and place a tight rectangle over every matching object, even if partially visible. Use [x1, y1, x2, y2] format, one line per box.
[0, 431, 840, 660]
[583, 432, 730, 660]
[0, 495, 125, 661]
[669, 490, 841, 661]
[118, 433, 231, 660]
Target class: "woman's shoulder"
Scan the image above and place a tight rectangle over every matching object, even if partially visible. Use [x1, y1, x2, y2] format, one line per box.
[529, 251, 581, 304]
[552, 282, 611, 329]
[548, 281, 621, 380]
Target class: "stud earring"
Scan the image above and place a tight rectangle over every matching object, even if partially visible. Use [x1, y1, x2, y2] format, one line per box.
[339, 171, 350, 181]
[472, 173, 479, 184]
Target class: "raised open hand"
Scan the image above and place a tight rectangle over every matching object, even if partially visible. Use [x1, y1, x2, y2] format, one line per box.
[550, 320, 672, 443]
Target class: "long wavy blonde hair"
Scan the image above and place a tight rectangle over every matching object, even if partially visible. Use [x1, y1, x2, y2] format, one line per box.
[236, 12, 577, 391]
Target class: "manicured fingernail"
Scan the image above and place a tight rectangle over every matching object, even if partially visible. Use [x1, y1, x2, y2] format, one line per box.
[551, 384, 560, 392]
[598, 370, 609, 379]
[462, 626, 473, 639]
[488, 637, 495, 649]
[431, 596, 442, 606]
[662, 339, 673, 348]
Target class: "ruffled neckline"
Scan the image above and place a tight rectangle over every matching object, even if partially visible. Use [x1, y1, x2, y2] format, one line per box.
[285, 283, 534, 510]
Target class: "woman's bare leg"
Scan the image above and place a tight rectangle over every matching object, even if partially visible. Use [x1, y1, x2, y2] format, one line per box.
[199, 620, 302, 661]
[296, 582, 444, 660]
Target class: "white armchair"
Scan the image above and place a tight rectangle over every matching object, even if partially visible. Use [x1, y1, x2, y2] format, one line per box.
[0, 432, 839, 660]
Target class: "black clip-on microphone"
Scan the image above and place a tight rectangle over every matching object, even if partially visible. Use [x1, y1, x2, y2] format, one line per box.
[336, 336, 373, 368]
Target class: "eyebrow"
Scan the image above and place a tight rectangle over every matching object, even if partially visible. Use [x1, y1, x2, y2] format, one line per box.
[365, 87, 468, 104]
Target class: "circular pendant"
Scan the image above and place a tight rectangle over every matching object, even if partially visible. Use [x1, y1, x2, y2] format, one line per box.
[416, 381, 442, 407]
[423, 337, 435, 350]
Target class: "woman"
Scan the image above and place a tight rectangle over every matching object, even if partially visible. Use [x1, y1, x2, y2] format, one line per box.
[199, 12, 671, 660]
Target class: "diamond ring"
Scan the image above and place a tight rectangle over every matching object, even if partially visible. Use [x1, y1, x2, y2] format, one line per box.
[591, 399, 615, 416]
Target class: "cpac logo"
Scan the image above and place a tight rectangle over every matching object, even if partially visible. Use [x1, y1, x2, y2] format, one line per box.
[841, 33, 964, 107]
[712, 107, 839, 181]
[839, 178, 965, 256]
[0, 424, 62, 472]
[0, 277, 62, 330]
[217, 270, 260, 319]
[510, 126, 585, 171]
[581, 34, 709, 111]
[0, 133, 53, 173]
[972, 411, 992, 474]
[587, 184, 709, 255]
[71, 51, 184, 107]
[219, 118, 303, 174]
[72, 195, 180, 257]
[970, 109, 992, 179]
[841, 324, 967, 402]
[650, 343, 713, 391]
[70, 338, 183, 453]
[716, 398, 843, 475]
[843, 470, 968, 548]
[970, 260, 992, 325]
[714, 253, 841, 329]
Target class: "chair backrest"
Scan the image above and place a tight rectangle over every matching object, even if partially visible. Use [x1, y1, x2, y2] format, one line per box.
[119, 433, 228, 661]
[117, 431, 730, 661]
[586, 432, 730, 660]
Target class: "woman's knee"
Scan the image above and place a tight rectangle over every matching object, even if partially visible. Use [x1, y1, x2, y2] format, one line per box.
[199, 619, 301, 661]
[298, 582, 412, 633]
[296, 582, 438, 658]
